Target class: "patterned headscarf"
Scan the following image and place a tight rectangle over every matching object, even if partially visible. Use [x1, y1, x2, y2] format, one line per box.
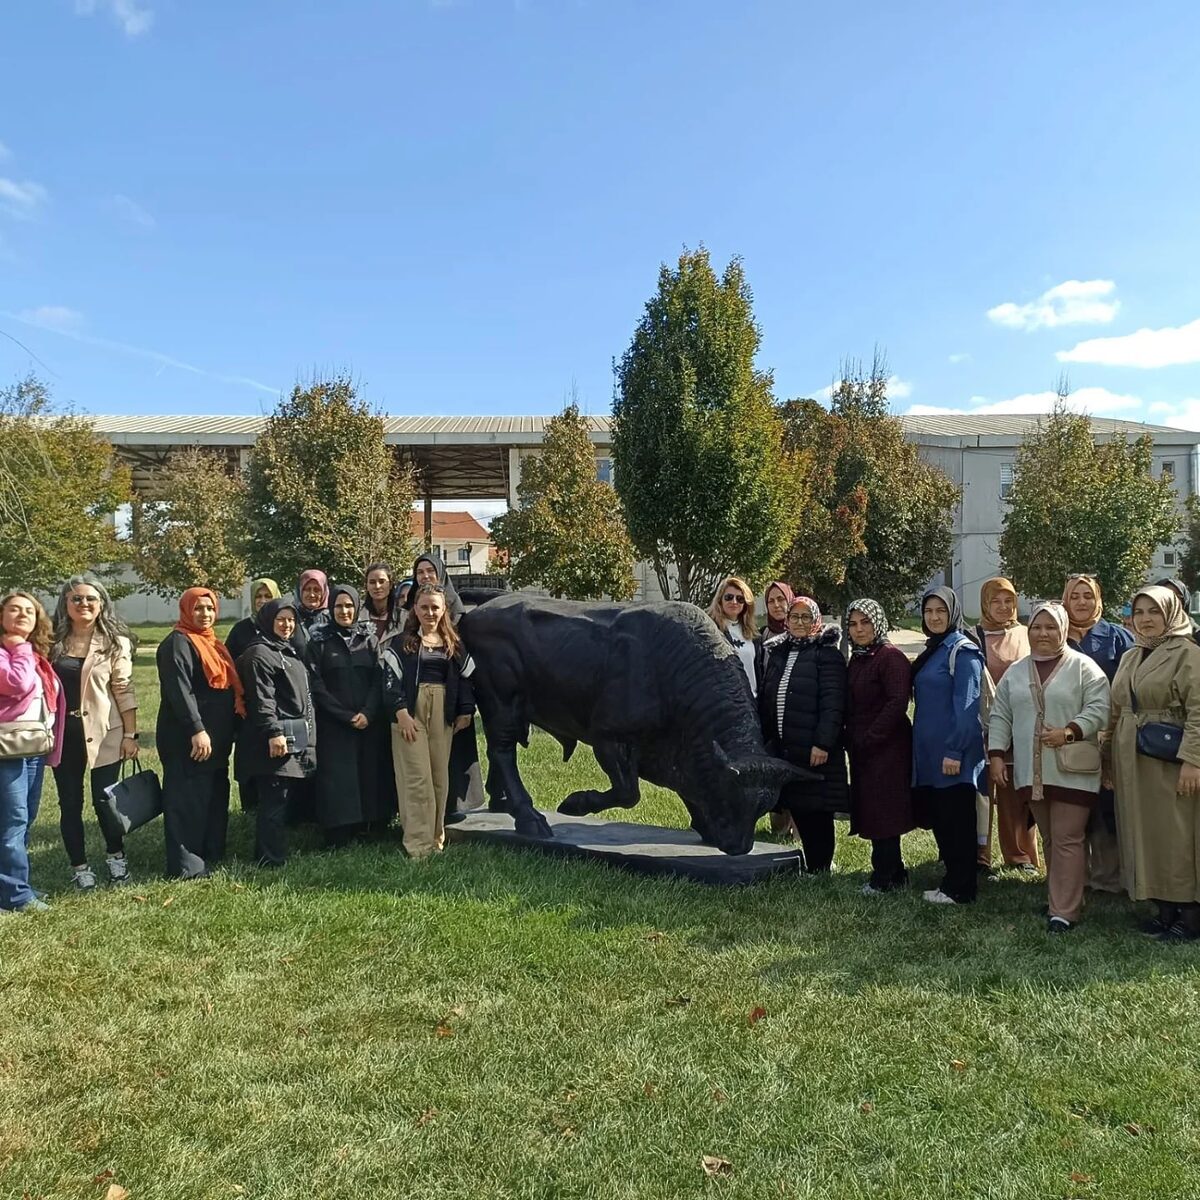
[1027, 600, 1069, 661]
[912, 586, 969, 679]
[845, 598, 889, 657]
[785, 596, 823, 643]
[1132, 585, 1194, 650]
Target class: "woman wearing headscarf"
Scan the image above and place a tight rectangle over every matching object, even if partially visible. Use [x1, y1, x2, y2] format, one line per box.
[363, 563, 395, 641]
[974, 576, 1038, 875]
[226, 577, 281, 662]
[844, 599, 914, 893]
[236, 597, 317, 867]
[156, 588, 243, 878]
[306, 584, 386, 845]
[1109, 585, 1200, 940]
[911, 587, 985, 905]
[293, 569, 331, 653]
[1155, 578, 1200, 647]
[0, 591, 64, 913]
[403, 551, 476, 819]
[1063, 573, 1134, 894]
[759, 597, 848, 873]
[49, 573, 139, 889]
[707, 576, 758, 697]
[988, 601, 1110, 933]
[758, 580, 797, 838]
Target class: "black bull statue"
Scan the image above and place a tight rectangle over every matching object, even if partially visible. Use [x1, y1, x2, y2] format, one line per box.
[459, 594, 813, 855]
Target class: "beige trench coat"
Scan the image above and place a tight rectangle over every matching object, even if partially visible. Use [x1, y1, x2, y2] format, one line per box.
[1109, 637, 1200, 902]
[71, 635, 139, 769]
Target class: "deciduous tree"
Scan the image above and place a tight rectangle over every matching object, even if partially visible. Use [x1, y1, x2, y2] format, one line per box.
[243, 377, 415, 585]
[613, 248, 802, 604]
[0, 374, 130, 594]
[133, 448, 248, 598]
[490, 401, 636, 599]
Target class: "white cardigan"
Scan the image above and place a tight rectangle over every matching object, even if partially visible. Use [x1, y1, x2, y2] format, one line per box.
[987, 648, 1111, 794]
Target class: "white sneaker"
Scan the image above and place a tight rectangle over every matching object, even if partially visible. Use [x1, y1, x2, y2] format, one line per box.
[19, 897, 51, 913]
[72, 866, 98, 891]
[923, 888, 957, 905]
[862, 882, 883, 896]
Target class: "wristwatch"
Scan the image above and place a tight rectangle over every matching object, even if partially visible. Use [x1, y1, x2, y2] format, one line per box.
[123, 733, 139, 741]
[1063, 728, 1076, 744]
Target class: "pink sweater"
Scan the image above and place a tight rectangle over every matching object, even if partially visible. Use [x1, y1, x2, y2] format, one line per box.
[0, 640, 66, 766]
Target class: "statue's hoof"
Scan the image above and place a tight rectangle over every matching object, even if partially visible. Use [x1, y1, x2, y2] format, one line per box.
[515, 810, 553, 839]
[558, 790, 602, 816]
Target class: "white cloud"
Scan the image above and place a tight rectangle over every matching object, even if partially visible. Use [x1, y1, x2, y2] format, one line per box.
[74, 0, 154, 37]
[815, 374, 912, 401]
[1057, 317, 1200, 369]
[987, 279, 1119, 332]
[906, 386, 1144, 418]
[1146, 398, 1200, 431]
[110, 193, 156, 229]
[17, 305, 85, 331]
[0, 178, 49, 218]
[948, 352, 971, 364]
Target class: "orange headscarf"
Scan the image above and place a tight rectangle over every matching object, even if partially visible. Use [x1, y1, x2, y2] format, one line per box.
[175, 588, 246, 716]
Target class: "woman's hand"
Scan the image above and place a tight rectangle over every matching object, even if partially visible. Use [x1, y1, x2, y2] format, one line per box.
[1178, 763, 1200, 796]
[452, 714, 472, 734]
[809, 746, 828, 767]
[989, 757, 1008, 787]
[119, 734, 139, 761]
[941, 756, 961, 777]
[189, 731, 212, 762]
[0, 632, 26, 648]
[1040, 726, 1069, 748]
[350, 712, 369, 730]
[268, 735, 288, 758]
[396, 710, 419, 744]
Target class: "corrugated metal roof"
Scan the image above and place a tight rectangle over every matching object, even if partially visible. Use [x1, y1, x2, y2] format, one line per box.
[899, 413, 1183, 437]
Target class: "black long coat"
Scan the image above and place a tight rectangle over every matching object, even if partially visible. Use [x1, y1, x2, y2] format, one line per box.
[155, 632, 237, 776]
[306, 627, 386, 830]
[235, 639, 316, 781]
[845, 641, 914, 840]
[759, 626, 849, 814]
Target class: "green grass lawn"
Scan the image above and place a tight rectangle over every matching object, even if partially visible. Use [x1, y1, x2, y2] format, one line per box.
[3, 641, 1199, 1199]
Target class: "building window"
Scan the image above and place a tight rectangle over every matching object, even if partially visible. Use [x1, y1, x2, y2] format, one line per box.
[596, 457, 613, 485]
[1000, 462, 1014, 500]
[1162, 460, 1176, 480]
[1164, 550, 1177, 567]
[457, 546, 471, 563]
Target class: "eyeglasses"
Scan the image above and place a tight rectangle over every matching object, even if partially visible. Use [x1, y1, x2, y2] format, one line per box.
[722, 594, 746, 605]
[69, 596, 100, 606]
[787, 613, 815, 625]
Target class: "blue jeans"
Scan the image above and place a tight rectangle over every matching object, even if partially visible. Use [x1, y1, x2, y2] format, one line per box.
[0, 755, 45, 910]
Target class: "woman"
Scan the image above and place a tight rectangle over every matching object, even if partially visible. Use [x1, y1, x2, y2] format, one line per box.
[49, 574, 139, 890]
[237, 597, 317, 867]
[844, 599, 913, 893]
[1063, 573, 1134, 894]
[759, 580, 797, 838]
[403, 552, 476, 820]
[707, 576, 758, 697]
[380, 584, 476, 859]
[988, 601, 1110, 933]
[225, 577, 280, 662]
[0, 591, 64, 913]
[759, 597, 848, 873]
[1156, 578, 1200, 647]
[911, 587, 985, 905]
[363, 563, 395, 641]
[974, 576, 1038, 874]
[156, 588, 243, 879]
[293, 569, 330, 652]
[1109, 585, 1200, 940]
[306, 584, 387, 845]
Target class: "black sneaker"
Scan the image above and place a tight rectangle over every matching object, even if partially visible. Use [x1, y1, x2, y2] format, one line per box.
[1157, 922, 1200, 943]
[1047, 916, 1073, 934]
[105, 855, 131, 885]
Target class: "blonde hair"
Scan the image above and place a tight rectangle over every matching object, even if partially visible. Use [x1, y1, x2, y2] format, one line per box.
[707, 576, 756, 640]
[0, 590, 53, 658]
[402, 584, 462, 657]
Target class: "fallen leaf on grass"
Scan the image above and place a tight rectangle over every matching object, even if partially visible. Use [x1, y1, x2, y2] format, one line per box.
[104, 1185, 130, 1200]
[434, 1023, 454, 1039]
[642, 1081, 658, 1098]
[92, 1171, 114, 1185]
[1069, 1173, 1094, 1184]
[701, 1155, 733, 1178]
[711, 1088, 728, 1104]
[1123, 1122, 1154, 1136]
[949, 1059, 967, 1071]
[748, 1006, 767, 1027]
[161, 897, 174, 908]
[859, 1102, 874, 1114]
[279, 955, 294, 964]
[132, 895, 147, 903]
[665, 994, 692, 1008]
[415, 1107, 438, 1128]
[645, 931, 666, 943]
[551, 1116, 577, 1139]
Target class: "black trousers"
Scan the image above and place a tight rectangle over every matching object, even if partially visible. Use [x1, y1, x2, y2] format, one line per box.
[869, 836, 907, 888]
[255, 776, 295, 867]
[162, 761, 229, 878]
[52, 717, 124, 865]
[918, 783, 978, 903]
[790, 811, 836, 873]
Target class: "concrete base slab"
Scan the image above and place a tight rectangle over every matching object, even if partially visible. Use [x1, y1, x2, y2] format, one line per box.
[446, 808, 804, 885]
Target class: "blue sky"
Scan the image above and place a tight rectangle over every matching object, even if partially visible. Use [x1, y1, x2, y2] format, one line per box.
[3, 0, 1200, 429]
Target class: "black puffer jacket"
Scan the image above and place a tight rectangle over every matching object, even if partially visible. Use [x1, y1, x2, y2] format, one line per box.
[758, 625, 849, 813]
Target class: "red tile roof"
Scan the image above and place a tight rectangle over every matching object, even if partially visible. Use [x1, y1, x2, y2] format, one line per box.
[409, 510, 491, 541]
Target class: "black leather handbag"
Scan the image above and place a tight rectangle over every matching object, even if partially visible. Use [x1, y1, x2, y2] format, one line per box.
[99, 760, 164, 833]
[1131, 686, 1184, 763]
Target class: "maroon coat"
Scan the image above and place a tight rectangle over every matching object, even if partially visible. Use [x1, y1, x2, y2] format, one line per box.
[845, 641, 914, 840]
